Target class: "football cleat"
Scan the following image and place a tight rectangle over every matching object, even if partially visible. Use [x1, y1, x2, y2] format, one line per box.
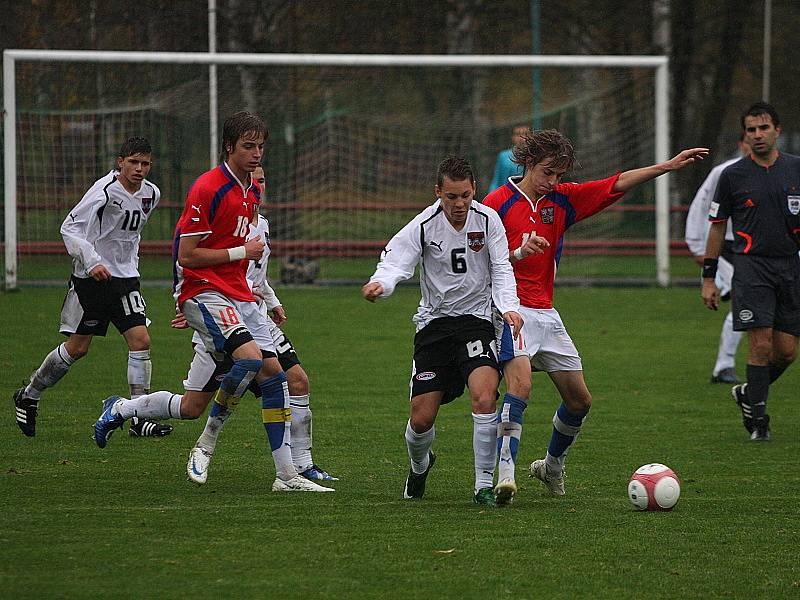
[731, 384, 754, 434]
[129, 416, 174, 438]
[494, 477, 517, 506]
[530, 459, 566, 496]
[187, 446, 213, 485]
[750, 415, 771, 442]
[272, 475, 334, 492]
[711, 368, 739, 384]
[93, 396, 125, 448]
[13, 388, 38, 437]
[403, 451, 436, 499]
[299, 464, 339, 482]
[473, 487, 497, 507]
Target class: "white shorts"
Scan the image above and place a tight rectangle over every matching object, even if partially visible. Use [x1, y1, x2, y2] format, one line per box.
[497, 306, 582, 372]
[183, 292, 276, 358]
[183, 344, 222, 392]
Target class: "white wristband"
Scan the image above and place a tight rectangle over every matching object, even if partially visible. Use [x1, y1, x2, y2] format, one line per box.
[227, 246, 246, 261]
[513, 247, 524, 261]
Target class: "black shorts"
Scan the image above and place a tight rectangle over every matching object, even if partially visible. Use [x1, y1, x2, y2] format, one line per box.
[59, 276, 148, 336]
[199, 335, 299, 395]
[410, 315, 500, 404]
[731, 254, 800, 335]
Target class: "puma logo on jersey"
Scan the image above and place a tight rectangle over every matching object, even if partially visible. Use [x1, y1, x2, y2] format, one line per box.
[112, 199, 123, 208]
[744, 198, 755, 208]
[429, 240, 443, 250]
[191, 205, 201, 213]
[69, 213, 77, 222]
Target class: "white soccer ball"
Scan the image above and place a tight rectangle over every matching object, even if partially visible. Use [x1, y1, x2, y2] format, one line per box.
[627, 463, 681, 511]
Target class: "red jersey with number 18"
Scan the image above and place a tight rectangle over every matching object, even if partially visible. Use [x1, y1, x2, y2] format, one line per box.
[483, 174, 623, 309]
[173, 163, 262, 306]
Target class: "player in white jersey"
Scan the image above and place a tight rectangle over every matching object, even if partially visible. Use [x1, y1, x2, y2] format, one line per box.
[184, 167, 336, 484]
[12, 137, 171, 439]
[363, 156, 542, 506]
[685, 137, 749, 383]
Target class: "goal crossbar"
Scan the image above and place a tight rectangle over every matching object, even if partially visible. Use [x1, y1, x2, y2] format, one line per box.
[3, 50, 670, 289]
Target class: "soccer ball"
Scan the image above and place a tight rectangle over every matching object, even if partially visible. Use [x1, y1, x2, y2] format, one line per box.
[627, 463, 681, 511]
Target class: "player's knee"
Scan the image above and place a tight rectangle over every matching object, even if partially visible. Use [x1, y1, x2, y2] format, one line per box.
[566, 389, 592, 412]
[64, 340, 89, 360]
[258, 357, 283, 380]
[286, 366, 309, 396]
[410, 414, 435, 433]
[773, 348, 797, 367]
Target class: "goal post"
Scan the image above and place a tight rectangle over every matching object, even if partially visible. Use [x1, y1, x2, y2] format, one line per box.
[3, 49, 670, 290]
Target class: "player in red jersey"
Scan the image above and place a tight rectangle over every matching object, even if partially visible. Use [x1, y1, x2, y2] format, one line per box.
[484, 129, 708, 502]
[93, 112, 330, 492]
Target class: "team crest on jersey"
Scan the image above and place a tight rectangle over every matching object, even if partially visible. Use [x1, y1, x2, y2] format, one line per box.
[141, 196, 154, 214]
[540, 206, 554, 224]
[788, 195, 800, 215]
[467, 231, 485, 252]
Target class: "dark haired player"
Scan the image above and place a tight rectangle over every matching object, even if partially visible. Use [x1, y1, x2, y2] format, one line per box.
[13, 137, 171, 439]
[484, 128, 707, 503]
[702, 102, 800, 441]
[363, 156, 537, 506]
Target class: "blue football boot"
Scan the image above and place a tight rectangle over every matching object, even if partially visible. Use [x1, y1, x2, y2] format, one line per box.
[94, 396, 125, 448]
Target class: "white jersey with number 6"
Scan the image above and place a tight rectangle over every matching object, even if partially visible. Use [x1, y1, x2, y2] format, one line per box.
[369, 199, 519, 331]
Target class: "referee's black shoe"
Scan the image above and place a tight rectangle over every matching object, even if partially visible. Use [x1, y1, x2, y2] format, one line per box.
[129, 416, 174, 438]
[403, 451, 436, 499]
[13, 388, 38, 437]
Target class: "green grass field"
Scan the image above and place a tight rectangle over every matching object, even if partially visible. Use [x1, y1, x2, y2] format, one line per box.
[1, 285, 799, 599]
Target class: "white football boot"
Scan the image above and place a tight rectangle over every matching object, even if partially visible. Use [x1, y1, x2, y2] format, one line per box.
[494, 477, 517, 506]
[530, 459, 565, 496]
[187, 446, 213, 485]
[272, 475, 334, 492]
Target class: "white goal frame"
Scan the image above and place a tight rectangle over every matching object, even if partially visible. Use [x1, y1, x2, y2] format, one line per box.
[3, 49, 669, 290]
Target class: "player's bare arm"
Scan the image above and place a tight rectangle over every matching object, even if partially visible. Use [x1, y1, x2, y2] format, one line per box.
[701, 221, 726, 311]
[270, 306, 287, 326]
[178, 234, 265, 268]
[613, 148, 709, 192]
[503, 310, 524, 340]
[511, 231, 550, 263]
[362, 282, 384, 302]
[88, 264, 112, 281]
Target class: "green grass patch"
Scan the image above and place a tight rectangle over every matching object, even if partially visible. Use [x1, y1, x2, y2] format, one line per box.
[1, 286, 798, 598]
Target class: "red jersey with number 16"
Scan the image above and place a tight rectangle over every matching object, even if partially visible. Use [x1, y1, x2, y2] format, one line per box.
[173, 163, 262, 306]
[483, 174, 623, 309]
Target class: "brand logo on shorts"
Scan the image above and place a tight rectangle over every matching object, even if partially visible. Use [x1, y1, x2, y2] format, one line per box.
[83, 320, 99, 327]
[540, 206, 554, 224]
[739, 309, 754, 322]
[788, 195, 800, 215]
[467, 232, 485, 252]
[415, 371, 436, 381]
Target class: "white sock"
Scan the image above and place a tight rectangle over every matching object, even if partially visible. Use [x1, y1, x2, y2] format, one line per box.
[405, 420, 434, 474]
[115, 391, 184, 420]
[289, 394, 313, 471]
[272, 425, 297, 482]
[473, 413, 497, 494]
[127, 350, 152, 399]
[25, 343, 76, 400]
[545, 452, 565, 474]
[713, 312, 744, 375]
[195, 403, 234, 453]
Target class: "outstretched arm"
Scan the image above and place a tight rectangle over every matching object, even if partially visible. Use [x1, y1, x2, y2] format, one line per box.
[613, 148, 709, 193]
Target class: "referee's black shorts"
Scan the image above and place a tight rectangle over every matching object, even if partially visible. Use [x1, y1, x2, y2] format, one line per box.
[731, 254, 800, 335]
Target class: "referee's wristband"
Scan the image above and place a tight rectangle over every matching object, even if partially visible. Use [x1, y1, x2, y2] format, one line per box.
[513, 247, 524, 261]
[227, 246, 247, 261]
[701, 258, 718, 279]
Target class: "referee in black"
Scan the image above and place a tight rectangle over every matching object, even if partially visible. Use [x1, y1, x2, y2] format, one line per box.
[702, 102, 800, 441]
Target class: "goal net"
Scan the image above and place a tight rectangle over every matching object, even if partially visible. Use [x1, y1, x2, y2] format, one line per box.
[3, 52, 670, 288]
